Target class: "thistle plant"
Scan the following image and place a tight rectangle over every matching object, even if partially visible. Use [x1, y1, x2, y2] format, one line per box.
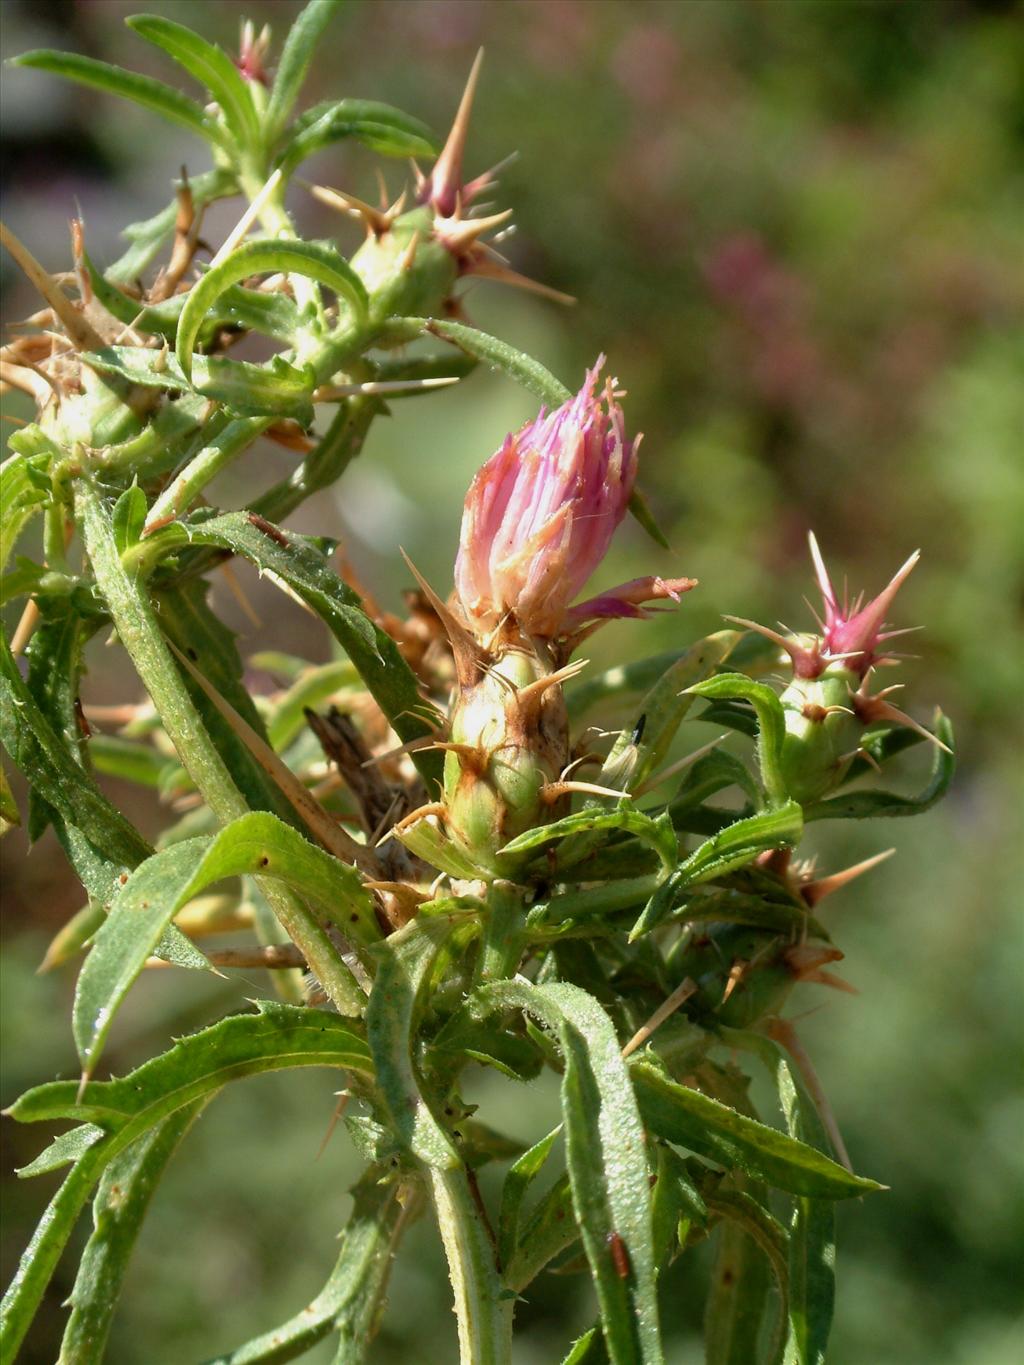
[0, 6, 955, 1363]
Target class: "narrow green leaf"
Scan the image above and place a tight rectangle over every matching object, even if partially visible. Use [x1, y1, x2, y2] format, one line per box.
[498, 1126, 561, 1269]
[504, 1175, 578, 1292]
[175, 239, 366, 380]
[669, 749, 759, 820]
[721, 1030, 838, 1365]
[630, 802, 803, 940]
[84, 345, 315, 424]
[0, 634, 153, 905]
[803, 712, 954, 822]
[463, 981, 663, 1365]
[561, 1327, 609, 1364]
[705, 1203, 775, 1365]
[367, 917, 467, 1169]
[112, 483, 148, 554]
[566, 650, 691, 721]
[599, 632, 739, 796]
[704, 1186, 790, 1365]
[181, 512, 442, 787]
[74, 810, 375, 1073]
[421, 318, 572, 406]
[627, 486, 670, 550]
[278, 99, 437, 173]
[501, 803, 677, 874]
[16, 1126, 105, 1180]
[59, 1102, 207, 1364]
[203, 1165, 405, 1364]
[2, 1005, 370, 1360]
[0, 1134, 116, 1364]
[13, 49, 224, 147]
[0, 447, 50, 571]
[10, 1003, 372, 1131]
[126, 15, 258, 148]
[687, 674, 789, 807]
[89, 735, 175, 791]
[266, 0, 346, 140]
[631, 1062, 881, 1200]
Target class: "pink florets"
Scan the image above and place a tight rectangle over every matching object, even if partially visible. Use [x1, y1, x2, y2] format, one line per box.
[455, 360, 695, 640]
[455, 361, 637, 637]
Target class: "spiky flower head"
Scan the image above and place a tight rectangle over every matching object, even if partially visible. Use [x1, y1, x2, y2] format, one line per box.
[454, 359, 693, 643]
[732, 533, 919, 682]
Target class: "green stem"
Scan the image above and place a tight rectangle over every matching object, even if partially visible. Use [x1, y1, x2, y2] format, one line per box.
[76, 476, 364, 1015]
[429, 1166, 513, 1365]
[477, 881, 525, 984]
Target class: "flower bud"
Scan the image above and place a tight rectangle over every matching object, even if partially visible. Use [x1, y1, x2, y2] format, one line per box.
[455, 360, 692, 642]
[732, 534, 938, 802]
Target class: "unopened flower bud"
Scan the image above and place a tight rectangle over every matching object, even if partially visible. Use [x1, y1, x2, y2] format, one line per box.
[455, 360, 692, 642]
[732, 534, 935, 802]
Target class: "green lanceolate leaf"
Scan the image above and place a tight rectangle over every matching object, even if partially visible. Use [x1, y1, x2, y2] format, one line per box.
[669, 749, 759, 823]
[0, 446, 50, 571]
[0, 634, 153, 904]
[367, 917, 467, 1169]
[16, 1125, 106, 1180]
[278, 99, 437, 174]
[12, 50, 226, 148]
[176, 240, 367, 380]
[503, 1175, 578, 1292]
[687, 674, 789, 807]
[181, 512, 442, 787]
[266, 0, 347, 141]
[704, 1185, 790, 1365]
[802, 712, 954, 822]
[630, 1062, 881, 1200]
[0, 1131, 118, 1365]
[11, 1003, 372, 1131]
[2, 1005, 370, 1361]
[501, 803, 678, 876]
[599, 631, 740, 796]
[567, 650, 691, 721]
[58, 1101, 208, 1365]
[498, 1126, 561, 1269]
[721, 1030, 838, 1365]
[148, 580, 306, 831]
[84, 347, 315, 424]
[705, 1197, 777, 1365]
[630, 801, 803, 940]
[125, 15, 258, 149]
[203, 1166, 408, 1365]
[74, 810, 376, 1074]
[422, 318, 572, 406]
[461, 981, 663, 1365]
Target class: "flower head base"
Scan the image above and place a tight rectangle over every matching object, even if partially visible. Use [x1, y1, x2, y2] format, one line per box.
[455, 360, 693, 642]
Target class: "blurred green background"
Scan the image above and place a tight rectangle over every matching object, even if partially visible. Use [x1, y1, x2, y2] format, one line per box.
[2, 1, 1022, 1361]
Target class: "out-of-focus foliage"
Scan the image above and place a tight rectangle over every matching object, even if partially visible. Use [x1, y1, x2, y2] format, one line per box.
[1, 1, 1021, 1362]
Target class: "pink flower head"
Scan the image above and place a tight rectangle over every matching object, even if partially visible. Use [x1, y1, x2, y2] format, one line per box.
[807, 532, 919, 678]
[455, 360, 694, 640]
[734, 533, 920, 679]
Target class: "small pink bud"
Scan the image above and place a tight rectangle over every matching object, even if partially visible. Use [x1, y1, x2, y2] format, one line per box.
[236, 20, 271, 85]
[808, 533, 919, 679]
[455, 360, 693, 641]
